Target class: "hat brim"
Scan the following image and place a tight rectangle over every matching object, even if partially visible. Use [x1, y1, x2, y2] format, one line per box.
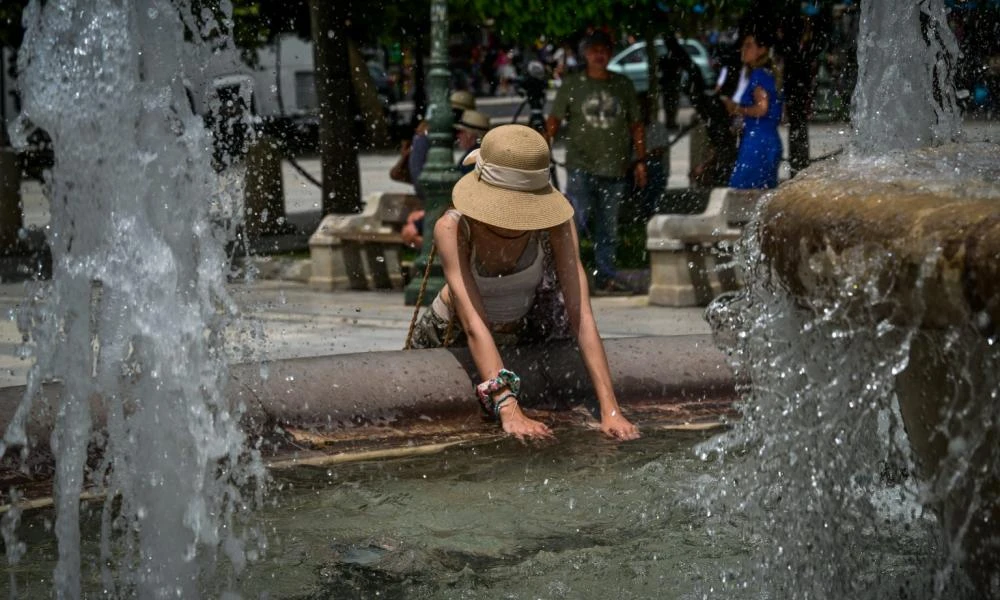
[454, 123, 489, 133]
[452, 170, 574, 231]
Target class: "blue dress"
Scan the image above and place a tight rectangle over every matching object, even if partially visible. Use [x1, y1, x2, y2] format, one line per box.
[729, 68, 783, 189]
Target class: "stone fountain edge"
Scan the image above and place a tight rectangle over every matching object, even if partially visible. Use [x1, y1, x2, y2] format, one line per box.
[0, 334, 737, 453]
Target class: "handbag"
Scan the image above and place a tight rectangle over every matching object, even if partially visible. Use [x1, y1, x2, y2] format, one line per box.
[389, 140, 413, 184]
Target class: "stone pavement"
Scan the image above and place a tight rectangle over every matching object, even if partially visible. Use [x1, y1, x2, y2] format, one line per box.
[0, 278, 712, 390]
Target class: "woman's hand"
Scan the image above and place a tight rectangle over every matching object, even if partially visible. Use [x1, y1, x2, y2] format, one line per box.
[600, 411, 640, 441]
[498, 402, 554, 441]
[401, 209, 425, 248]
[720, 96, 738, 116]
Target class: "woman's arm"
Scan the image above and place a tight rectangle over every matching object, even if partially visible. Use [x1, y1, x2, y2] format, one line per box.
[741, 84, 770, 118]
[434, 215, 500, 375]
[724, 78, 770, 119]
[548, 221, 640, 440]
[433, 216, 553, 439]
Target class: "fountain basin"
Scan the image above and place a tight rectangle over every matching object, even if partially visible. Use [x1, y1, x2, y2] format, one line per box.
[757, 143, 1000, 592]
[761, 148, 1000, 330]
[1, 335, 737, 504]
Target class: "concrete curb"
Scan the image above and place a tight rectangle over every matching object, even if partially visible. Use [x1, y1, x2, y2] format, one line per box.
[1, 335, 734, 450]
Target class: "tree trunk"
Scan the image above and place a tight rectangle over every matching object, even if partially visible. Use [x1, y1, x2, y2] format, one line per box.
[1, 47, 8, 148]
[308, 0, 362, 215]
[643, 25, 659, 125]
[347, 41, 391, 150]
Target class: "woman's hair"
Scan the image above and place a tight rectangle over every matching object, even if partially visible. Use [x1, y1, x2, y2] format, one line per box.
[742, 31, 782, 91]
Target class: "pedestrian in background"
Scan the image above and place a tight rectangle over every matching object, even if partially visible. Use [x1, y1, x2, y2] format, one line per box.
[657, 36, 687, 130]
[494, 47, 518, 96]
[401, 106, 489, 249]
[545, 29, 647, 295]
[455, 109, 490, 173]
[552, 42, 579, 83]
[721, 27, 783, 190]
[408, 90, 477, 203]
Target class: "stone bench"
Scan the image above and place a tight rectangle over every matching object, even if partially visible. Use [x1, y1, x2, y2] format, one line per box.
[308, 192, 422, 291]
[646, 188, 765, 307]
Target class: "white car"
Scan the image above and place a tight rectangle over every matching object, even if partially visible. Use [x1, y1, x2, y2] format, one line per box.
[608, 38, 716, 93]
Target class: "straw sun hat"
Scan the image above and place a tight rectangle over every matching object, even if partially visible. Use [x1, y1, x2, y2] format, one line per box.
[452, 124, 574, 231]
[454, 109, 490, 133]
[449, 90, 476, 111]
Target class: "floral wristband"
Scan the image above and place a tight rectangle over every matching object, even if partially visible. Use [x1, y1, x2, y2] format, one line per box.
[475, 369, 521, 419]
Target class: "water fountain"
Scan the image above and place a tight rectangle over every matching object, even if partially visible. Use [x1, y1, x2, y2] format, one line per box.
[0, 0, 997, 597]
[2, 1, 263, 596]
[704, 1, 999, 597]
[0, 1, 740, 597]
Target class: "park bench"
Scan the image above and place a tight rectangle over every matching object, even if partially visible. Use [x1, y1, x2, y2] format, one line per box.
[646, 187, 765, 307]
[308, 192, 422, 291]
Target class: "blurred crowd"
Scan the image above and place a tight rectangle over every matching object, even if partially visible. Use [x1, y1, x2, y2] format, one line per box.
[373, 1, 998, 123]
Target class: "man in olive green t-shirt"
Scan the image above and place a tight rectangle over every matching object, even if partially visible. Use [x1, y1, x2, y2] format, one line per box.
[545, 29, 647, 293]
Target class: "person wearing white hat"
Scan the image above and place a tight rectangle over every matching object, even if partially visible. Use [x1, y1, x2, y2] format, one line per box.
[400, 109, 491, 249]
[407, 90, 479, 201]
[449, 90, 476, 113]
[454, 109, 491, 174]
[408, 124, 641, 442]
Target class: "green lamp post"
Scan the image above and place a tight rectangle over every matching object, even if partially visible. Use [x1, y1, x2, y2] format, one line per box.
[404, 0, 461, 306]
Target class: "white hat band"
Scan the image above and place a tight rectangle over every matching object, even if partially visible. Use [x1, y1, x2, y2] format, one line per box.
[472, 150, 550, 192]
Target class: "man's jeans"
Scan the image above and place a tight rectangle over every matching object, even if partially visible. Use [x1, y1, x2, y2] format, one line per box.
[565, 168, 628, 286]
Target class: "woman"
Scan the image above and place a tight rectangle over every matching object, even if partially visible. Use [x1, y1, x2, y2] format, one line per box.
[409, 124, 640, 442]
[722, 31, 783, 189]
[455, 109, 490, 174]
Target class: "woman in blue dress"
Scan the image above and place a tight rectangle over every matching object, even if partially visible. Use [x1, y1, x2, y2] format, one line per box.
[722, 31, 783, 189]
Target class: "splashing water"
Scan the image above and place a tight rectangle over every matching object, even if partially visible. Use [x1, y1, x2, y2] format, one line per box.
[701, 215, 961, 599]
[2, 0, 263, 596]
[699, 0, 998, 595]
[701, 137, 1000, 598]
[851, 0, 962, 154]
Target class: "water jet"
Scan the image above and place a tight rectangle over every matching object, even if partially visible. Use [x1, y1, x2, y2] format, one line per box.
[704, 1, 1000, 596]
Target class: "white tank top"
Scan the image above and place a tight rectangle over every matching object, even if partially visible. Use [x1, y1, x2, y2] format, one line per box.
[432, 210, 544, 324]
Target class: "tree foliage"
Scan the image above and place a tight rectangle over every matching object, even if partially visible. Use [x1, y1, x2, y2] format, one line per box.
[450, 0, 755, 42]
[227, 0, 436, 48]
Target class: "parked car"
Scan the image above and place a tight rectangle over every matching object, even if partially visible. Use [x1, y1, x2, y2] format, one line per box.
[608, 38, 716, 93]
